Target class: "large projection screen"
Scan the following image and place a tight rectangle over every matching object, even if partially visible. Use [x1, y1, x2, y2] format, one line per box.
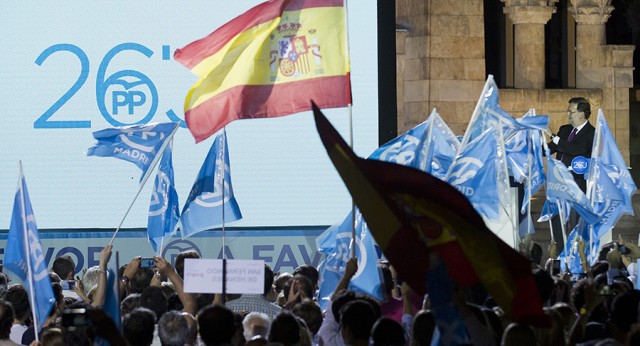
[0, 1, 379, 230]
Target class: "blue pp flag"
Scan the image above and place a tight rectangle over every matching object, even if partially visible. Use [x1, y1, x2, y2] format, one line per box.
[588, 110, 637, 215]
[316, 210, 384, 310]
[87, 122, 179, 182]
[103, 254, 121, 330]
[4, 166, 55, 332]
[558, 220, 599, 274]
[180, 131, 242, 238]
[461, 76, 549, 147]
[147, 142, 180, 254]
[446, 128, 499, 219]
[546, 157, 597, 224]
[369, 109, 459, 180]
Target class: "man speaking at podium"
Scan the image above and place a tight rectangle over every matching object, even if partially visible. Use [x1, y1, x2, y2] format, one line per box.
[545, 97, 595, 250]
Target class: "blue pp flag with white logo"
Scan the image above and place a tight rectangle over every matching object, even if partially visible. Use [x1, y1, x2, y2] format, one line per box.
[369, 109, 459, 180]
[446, 128, 499, 219]
[588, 110, 636, 215]
[147, 142, 180, 254]
[180, 131, 242, 238]
[87, 122, 179, 182]
[4, 166, 55, 333]
[558, 219, 599, 274]
[546, 157, 597, 224]
[316, 210, 384, 310]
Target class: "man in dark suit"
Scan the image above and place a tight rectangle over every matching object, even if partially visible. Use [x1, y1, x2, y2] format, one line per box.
[545, 97, 595, 252]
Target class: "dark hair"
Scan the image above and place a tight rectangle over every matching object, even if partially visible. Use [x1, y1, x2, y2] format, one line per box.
[291, 299, 322, 335]
[167, 293, 184, 312]
[140, 286, 168, 321]
[52, 255, 75, 280]
[0, 300, 14, 339]
[530, 242, 543, 265]
[5, 285, 30, 321]
[371, 317, 406, 346]
[121, 293, 141, 316]
[49, 282, 64, 318]
[339, 300, 377, 342]
[331, 290, 357, 323]
[293, 265, 319, 289]
[412, 310, 436, 346]
[158, 310, 188, 346]
[175, 250, 200, 279]
[264, 264, 275, 296]
[123, 307, 156, 346]
[197, 304, 235, 346]
[569, 97, 591, 119]
[533, 268, 554, 304]
[283, 275, 314, 302]
[268, 311, 301, 345]
[129, 268, 154, 294]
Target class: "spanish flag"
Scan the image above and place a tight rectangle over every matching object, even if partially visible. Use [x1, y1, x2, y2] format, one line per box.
[312, 103, 546, 326]
[175, 0, 351, 143]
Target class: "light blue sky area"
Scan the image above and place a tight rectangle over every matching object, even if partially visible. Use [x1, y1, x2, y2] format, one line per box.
[0, 1, 379, 229]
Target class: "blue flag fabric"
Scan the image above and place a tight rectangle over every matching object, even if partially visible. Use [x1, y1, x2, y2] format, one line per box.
[316, 210, 384, 310]
[520, 130, 547, 216]
[446, 128, 499, 219]
[558, 220, 599, 274]
[461, 76, 548, 146]
[546, 157, 597, 224]
[588, 110, 637, 215]
[87, 122, 179, 182]
[368, 109, 459, 180]
[4, 170, 55, 332]
[103, 256, 121, 330]
[537, 199, 570, 224]
[180, 131, 242, 238]
[147, 143, 180, 254]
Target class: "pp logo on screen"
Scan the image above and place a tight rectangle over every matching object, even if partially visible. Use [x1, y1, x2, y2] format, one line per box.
[571, 156, 589, 175]
[162, 240, 202, 266]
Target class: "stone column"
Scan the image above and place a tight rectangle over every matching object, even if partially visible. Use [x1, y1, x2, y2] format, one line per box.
[502, 1, 557, 89]
[568, 0, 614, 88]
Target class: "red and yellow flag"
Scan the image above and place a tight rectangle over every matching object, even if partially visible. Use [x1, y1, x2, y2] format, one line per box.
[312, 103, 546, 326]
[175, 0, 351, 143]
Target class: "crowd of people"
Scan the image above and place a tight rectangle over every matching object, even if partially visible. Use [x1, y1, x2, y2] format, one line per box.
[0, 237, 639, 346]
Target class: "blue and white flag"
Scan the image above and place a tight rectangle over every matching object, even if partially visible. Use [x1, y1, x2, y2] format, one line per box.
[103, 253, 121, 330]
[588, 109, 637, 215]
[147, 143, 180, 254]
[461, 76, 548, 147]
[446, 128, 499, 219]
[558, 220, 599, 274]
[546, 157, 597, 224]
[537, 199, 570, 224]
[520, 130, 547, 215]
[316, 210, 384, 310]
[368, 109, 459, 180]
[180, 131, 242, 238]
[87, 122, 179, 182]
[4, 167, 55, 332]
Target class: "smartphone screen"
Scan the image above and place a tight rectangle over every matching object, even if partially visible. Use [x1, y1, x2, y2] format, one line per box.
[62, 309, 92, 328]
[60, 280, 75, 290]
[140, 258, 155, 268]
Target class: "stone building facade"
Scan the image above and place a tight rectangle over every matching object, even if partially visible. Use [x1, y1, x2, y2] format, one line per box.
[395, 0, 638, 241]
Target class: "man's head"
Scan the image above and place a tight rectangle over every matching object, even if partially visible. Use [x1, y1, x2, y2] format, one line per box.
[158, 310, 189, 346]
[567, 97, 591, 127]
[5, 285, 30, 323]
[123, 307, 156, 346]
[52, 255, 75, 280]
[140, 286, 168, 321]
[0, 300, 14, 339]
[175, 250, 200, 279]
[242, 312, 270, 342]
[197, 304, 236, 346]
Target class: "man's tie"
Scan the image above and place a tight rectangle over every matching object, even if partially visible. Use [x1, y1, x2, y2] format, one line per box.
[567, 127, 577, 142]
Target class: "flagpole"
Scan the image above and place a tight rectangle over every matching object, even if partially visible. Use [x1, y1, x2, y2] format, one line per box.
[221, 128, 227, 300]
[18, 162, 40, 342]
[343, 0, 356, 259]
[541, 139, 556, 244]
[557, 201, 569, 269]
[109, 124, 180, 246]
